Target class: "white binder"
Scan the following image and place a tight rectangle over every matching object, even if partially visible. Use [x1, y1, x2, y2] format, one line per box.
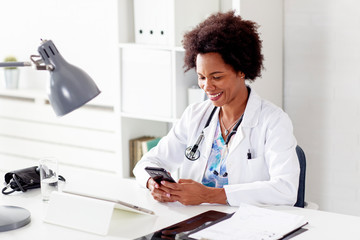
[133, 0, 219, 46]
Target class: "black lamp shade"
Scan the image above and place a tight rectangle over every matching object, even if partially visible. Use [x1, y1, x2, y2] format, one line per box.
[37, 40, 101, 116]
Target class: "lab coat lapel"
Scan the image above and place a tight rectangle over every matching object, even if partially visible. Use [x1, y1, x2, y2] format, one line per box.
[228, 126, 245, 154]
[228, 88, 261, 155]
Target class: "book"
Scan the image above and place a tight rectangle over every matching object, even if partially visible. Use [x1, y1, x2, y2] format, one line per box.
[129, 136, 157, 177]
[142, 137, 161, 154]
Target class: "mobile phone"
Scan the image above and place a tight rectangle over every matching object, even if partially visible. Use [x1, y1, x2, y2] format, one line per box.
[145, 167, 176, 184]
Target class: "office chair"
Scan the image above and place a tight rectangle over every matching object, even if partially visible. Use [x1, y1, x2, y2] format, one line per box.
[294, 145, 306, 208]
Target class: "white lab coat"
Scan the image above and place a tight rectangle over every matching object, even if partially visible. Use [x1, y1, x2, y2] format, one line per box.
[133, 88, 299, 206]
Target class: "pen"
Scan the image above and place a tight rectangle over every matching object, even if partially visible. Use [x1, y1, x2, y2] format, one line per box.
[247, 149, 252, 159]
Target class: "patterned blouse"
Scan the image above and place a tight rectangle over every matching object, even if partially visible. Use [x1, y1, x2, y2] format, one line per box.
[201, 120, 229, 188]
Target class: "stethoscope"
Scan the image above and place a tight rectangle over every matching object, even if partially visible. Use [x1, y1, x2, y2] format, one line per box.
[185, 106, 244, 161]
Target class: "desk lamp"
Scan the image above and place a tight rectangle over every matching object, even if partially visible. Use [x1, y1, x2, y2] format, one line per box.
[0, 39, 101, 116]
[0, 39, 100, 232]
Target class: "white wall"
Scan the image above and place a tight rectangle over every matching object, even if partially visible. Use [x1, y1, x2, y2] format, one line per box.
[284, 0, 360, 216]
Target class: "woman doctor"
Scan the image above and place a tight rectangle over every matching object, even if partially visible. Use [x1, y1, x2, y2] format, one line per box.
[133, 11, 299, 206]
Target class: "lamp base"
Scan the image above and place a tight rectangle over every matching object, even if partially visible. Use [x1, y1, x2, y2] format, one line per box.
[0, 206, 31, 232]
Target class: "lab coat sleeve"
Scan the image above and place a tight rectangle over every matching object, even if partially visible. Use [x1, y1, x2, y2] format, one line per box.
[133, 104, 196, 188]
[224, 110, 299, 206]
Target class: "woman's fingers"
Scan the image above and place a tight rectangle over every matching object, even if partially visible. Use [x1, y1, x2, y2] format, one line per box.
[147, 178, 177, 202]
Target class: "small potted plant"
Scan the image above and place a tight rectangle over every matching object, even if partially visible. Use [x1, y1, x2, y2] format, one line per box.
[3, 55, 20, 89]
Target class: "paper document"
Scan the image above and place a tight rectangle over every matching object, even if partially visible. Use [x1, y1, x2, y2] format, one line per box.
[189, 203, 308, 240]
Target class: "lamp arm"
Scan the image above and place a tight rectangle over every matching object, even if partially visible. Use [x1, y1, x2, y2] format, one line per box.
[0, 55, 53, 71]
[0, 62, 32, 68]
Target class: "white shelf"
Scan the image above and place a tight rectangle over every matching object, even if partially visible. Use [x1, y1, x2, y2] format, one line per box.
[117, 0, 222, 177]
[0, 89, 48, 103]
[117, 0, 283, 178]
[0, 88, 114, 109]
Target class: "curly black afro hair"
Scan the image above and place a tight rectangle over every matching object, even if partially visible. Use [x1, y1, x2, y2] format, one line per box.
[182, 11, 264, 81]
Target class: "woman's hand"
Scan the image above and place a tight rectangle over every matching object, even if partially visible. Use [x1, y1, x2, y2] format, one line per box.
[160, 179, 227, 205]
[146, 177, 176, 203]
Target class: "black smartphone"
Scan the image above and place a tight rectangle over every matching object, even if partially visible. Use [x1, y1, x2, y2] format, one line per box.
[145, 167, 176, 184]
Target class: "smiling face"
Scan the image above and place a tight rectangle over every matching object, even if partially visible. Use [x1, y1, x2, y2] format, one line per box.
[196, 52, 246, 108]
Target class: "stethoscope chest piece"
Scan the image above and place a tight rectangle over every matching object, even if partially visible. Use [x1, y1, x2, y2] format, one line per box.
[185, 145, 201, 161]
[185, 131, 204, 161]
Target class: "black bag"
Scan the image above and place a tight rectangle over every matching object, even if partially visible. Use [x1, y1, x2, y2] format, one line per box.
[2, 166, 65, 195]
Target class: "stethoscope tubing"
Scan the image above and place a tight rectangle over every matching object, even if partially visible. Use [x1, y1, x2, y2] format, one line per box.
[185, 106, 218, 161]
[185, 106, 244, 161]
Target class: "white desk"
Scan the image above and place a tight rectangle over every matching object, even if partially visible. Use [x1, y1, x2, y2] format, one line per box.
[1, 169, 360, 240]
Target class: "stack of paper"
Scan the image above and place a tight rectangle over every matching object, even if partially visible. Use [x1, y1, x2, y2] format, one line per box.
[189, 204, 308, 240]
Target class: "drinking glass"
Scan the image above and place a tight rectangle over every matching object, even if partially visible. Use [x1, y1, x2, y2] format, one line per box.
[39, 157, 59, 201]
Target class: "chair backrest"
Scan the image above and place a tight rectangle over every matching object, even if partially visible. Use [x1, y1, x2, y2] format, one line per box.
[294, 145, 306, 208]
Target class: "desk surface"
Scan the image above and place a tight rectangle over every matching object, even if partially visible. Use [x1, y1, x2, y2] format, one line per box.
[1, 169, 360, 240]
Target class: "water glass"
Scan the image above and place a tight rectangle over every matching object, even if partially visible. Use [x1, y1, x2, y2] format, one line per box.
[39, 157, 59, 201]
